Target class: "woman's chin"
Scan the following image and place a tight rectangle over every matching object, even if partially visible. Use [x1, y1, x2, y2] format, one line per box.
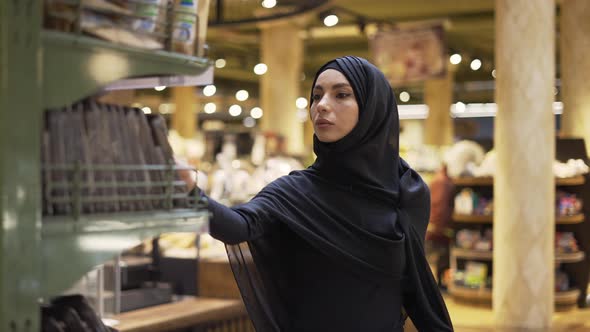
[316, 134, 340, 143]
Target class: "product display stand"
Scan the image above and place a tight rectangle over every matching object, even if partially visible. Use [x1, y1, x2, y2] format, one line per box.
[448, 138, 590, 309]
[0, 1, 213, 330]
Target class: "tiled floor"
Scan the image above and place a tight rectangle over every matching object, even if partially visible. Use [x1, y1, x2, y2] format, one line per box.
[430, 296, 590, 331]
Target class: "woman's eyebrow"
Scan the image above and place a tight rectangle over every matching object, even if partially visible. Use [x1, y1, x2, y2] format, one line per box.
[314, 83, 352, 91]
[332, 83, 352, 89]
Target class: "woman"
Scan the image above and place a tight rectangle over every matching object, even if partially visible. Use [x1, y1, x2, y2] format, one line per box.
[191, 56, 453, 331]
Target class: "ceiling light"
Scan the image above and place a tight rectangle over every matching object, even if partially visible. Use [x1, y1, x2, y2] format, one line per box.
[215, 59, 226, 68]
[296, 97, 308, 109]
[243, 117, 256, 128]
[399, 91, 410, 103]
[261, 0, 276, 9]
[203, 85, 216, 97]
[450, 54, 462, 65]
[250, 107, 263, 119]
[141, 106, 152, 114]
[229, 104, 242, 117]
[470, 59, 482, 71]
[323, 14, 339, 27]
[254, 63, 268, 75]
[204, 102, 216, 114]
[154, 86, 166, 91]
[236, 90, 249, 101]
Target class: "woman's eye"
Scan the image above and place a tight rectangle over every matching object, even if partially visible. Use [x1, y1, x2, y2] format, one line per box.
[311, 94, 322, 101]
[337, 92, 351, 99]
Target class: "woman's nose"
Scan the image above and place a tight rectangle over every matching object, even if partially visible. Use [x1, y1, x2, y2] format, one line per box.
[317, 96, 331, 112]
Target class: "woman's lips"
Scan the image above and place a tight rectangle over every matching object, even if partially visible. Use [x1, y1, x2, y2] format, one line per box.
[315, 118, 334, 128]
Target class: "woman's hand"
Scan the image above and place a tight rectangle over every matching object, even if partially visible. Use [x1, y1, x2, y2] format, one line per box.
[175, 157, 197, 192]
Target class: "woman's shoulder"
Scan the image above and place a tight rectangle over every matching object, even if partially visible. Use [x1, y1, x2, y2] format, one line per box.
[262, 169, 314, 193]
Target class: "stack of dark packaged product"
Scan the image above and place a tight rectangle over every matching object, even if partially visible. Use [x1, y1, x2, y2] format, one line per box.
[42, 295, 117, 332]
[42, 102, 193, 217]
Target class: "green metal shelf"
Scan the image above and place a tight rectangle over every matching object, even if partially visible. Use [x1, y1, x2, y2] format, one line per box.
[42, 30, 213, 108]
[41, 209, 209, 299]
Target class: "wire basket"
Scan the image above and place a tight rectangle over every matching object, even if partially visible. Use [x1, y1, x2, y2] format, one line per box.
[42, 162, 207, 219]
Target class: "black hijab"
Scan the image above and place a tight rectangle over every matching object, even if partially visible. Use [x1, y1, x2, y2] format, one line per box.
[226, 56, 453, 331]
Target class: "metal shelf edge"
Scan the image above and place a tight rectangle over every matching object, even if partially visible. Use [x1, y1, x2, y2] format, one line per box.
[42, 210, 210, 236]
[40, 210, 209, 299]
[42, 30, 213, 108]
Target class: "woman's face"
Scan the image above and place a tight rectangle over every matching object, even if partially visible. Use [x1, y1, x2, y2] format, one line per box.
[310, 69, 359, 143]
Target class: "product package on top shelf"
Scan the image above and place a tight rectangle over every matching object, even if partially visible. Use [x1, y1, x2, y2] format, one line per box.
[42, 102, 194, 218]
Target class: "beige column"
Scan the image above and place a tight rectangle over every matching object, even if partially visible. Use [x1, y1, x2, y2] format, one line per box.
[424, 70, 454, 146]
[171, 86, 197, 138]
[494, 0, 555, 329]
[259, 21, 305, 155]
[560, 0, 590, 156]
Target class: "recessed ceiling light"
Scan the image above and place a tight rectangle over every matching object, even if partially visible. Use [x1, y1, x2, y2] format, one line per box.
[203, 85, 216, 96]
[262, 0, 277, 9]
[236, 90, 249, 101]
[450, 54, 462, 65]
[323, 14, 339, 27]
[229, 104, 242, 117]
[215, 59, 226, 68]
[254, 63, 268, 75]
[250, 107, 263, 119]
[470, 59, 482, 71]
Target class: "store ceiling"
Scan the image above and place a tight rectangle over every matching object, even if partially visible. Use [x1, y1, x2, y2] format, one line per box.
[205, 0, 558, 103]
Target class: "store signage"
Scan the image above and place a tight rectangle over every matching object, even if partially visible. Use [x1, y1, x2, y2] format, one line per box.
[370, 23, 447, 86]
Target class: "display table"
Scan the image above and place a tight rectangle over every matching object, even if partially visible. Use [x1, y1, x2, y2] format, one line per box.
[113, 297, 248, 332]
[198, 256, 242, 299]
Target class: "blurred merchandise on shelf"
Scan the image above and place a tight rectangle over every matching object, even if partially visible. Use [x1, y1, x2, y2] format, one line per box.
[556, 269, 571, 292]
[454, 188, 493, 216]
[43, 0, 209, 54]
[447, 140, 589, 180]
[171, 0, 198, 55]
[208, 135, 257, 205]
[471, 150, 496, 178]
[117, 0, 165, 34]
[443, 140, 486, 178]
[206, 133, 303, 206]
[456, 228, 493, 251]
[454, 188, 474, 215]
[402, 144, 443, 174]
[556, 191, 583, 216]
[453, 262, 491, 290]
[556, 232, 579, 253]
[42, 102, 196, 216]
[553, 159, 590, 178]
[464, 262, 489, 288]
[42, 294, 118, 332]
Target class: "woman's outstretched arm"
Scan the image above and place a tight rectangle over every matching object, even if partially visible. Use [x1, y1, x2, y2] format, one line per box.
[206, 197, 271, 245]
